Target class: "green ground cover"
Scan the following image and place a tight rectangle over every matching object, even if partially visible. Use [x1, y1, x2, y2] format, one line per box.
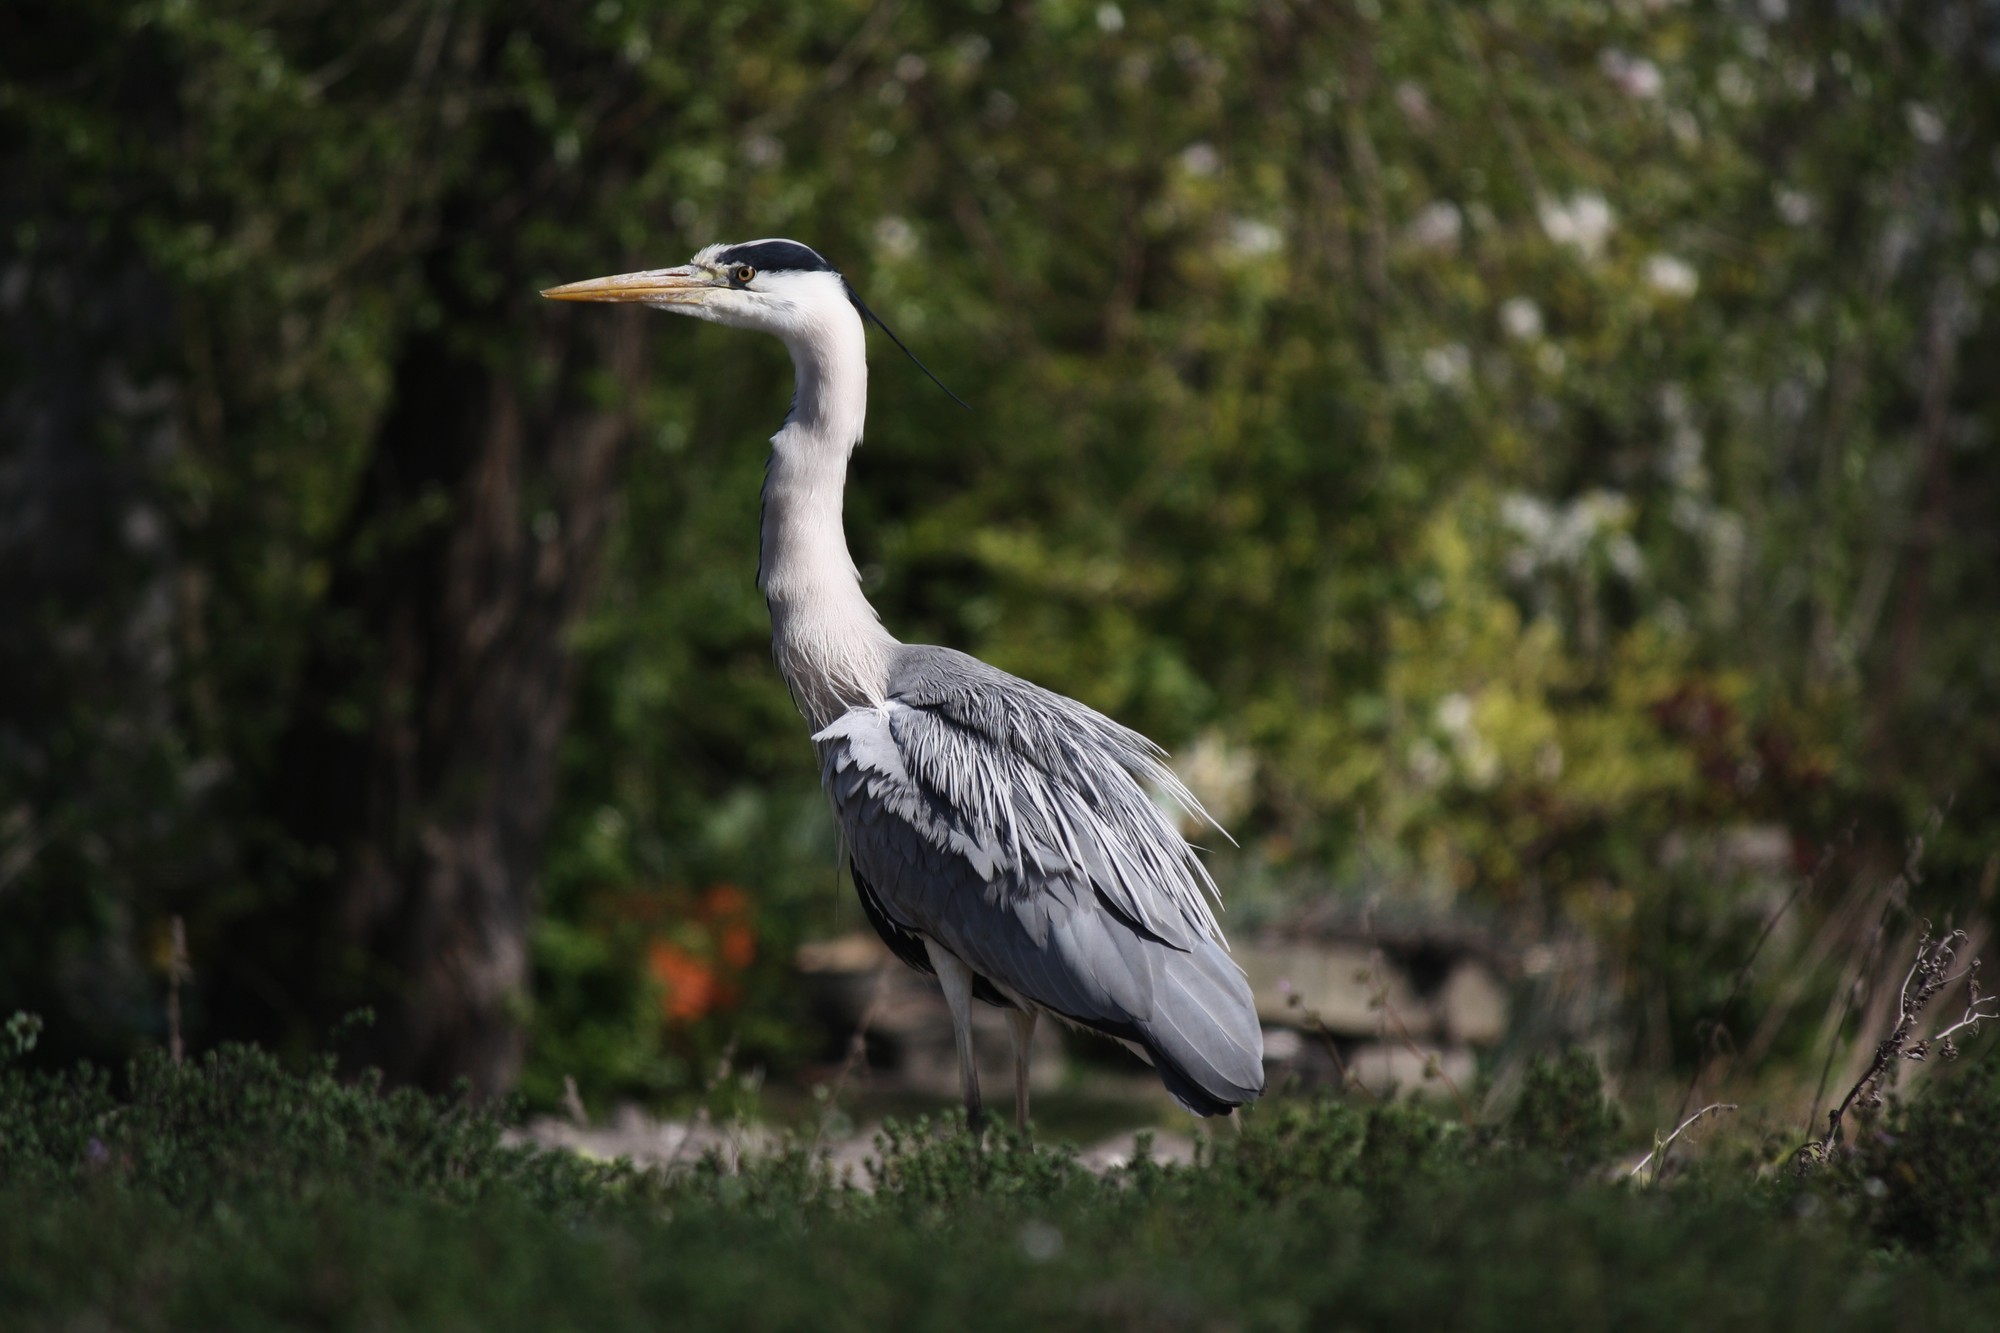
[6, 1040, 1999, 1331]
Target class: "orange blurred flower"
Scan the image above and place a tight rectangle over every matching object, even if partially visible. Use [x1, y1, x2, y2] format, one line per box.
[642, 884, 759, 1025]
[647, 941, 718, 1023]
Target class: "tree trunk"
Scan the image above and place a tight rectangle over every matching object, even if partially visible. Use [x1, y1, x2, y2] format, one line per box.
[230, 289, 645, 1096]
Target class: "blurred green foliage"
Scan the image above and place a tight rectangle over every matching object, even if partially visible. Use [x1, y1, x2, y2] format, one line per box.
[1503, 1048, 1626, 1161]
[5, 1, 1999, 1098]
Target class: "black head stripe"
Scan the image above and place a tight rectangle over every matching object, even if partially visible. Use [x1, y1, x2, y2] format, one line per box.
[709, 238, 968, 409]
[715, 240, 837, 274]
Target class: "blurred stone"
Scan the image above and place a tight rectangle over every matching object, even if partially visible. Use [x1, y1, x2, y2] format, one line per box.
[798, 915, 1512, 1105]
[1236, 941, 1429, 1037]
[515, 1111, 1206, 1188]
[1343, 1042, 1475, 1098]
[1658, 823, 1794, 881]
[796, 933, 893, 973]
[1439, 960, 1508, 1045]
[1259, 1025, 1306, 1064]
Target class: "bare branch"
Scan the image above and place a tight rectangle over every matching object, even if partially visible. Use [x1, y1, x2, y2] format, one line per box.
[166, 916, 191, 1067]
[1799, 923, 1997, 1169]
[1629, 1103, 1738, 1183]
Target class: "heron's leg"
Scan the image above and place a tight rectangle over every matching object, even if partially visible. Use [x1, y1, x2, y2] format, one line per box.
[1006, 1008, 1037, 1131]
[923, 940, 983, 1132]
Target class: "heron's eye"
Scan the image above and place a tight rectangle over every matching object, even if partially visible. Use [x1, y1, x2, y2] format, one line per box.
[733, 264, 756, 285]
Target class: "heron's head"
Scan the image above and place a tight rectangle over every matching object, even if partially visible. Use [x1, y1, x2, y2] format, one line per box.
[543, 238, 966, 406]
[542, 238, 855, 343]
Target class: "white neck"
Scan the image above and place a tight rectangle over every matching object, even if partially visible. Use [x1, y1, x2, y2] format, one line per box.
[757, 299, 897, 728]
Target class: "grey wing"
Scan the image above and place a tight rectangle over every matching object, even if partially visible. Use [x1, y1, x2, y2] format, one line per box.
[815, 646, 1264, 1115]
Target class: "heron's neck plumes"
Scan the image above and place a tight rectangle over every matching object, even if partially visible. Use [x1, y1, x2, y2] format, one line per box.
[759, 307, 896, 728]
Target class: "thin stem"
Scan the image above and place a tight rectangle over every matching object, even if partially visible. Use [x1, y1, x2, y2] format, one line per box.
[1629, 1103, 1738, 1183]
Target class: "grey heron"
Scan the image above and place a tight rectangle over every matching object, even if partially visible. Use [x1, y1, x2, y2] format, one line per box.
[545, 239, 1264, 1128]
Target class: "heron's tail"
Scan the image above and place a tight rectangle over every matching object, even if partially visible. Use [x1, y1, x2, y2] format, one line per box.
[1138, 936, 1266, 1117]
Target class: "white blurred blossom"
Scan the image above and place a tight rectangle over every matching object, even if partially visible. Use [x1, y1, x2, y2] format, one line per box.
[1096, 3, 1124, 33]
[1432, 696, 1498, 788]
[1394, 80, 1434, 127]
[1170, 731, 1257, 831]
[1905, 102, 1945, 145]
[1607, 534, 1644, 580]
[873, 216, 917, 259]
[1539, 192, 1616, 259]
[1179, 142, 1221, 178]
[1435, 693, 1474, 735]
[1500, 489, 1640, 576]
[1223, 217, 1282, 258]
[1644, 253, 1699, 298]
[1405, 201, 1463, 252]
[1500, 296, 1543, 340]
[1599, 49, 1663, 99]
[1422, 343, 1471, 388]
[1774, 186, 1814, 226]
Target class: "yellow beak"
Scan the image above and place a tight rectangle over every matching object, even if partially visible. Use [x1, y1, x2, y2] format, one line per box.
[540, 266, 713, 304]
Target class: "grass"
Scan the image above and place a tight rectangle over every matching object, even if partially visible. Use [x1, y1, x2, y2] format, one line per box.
[5, 1038, 2000, 1330]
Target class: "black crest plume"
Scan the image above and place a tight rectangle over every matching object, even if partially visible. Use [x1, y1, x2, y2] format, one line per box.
[842, 279, 970, 411]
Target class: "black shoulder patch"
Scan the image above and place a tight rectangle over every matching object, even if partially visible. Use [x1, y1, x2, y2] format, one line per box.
[716, 239, 838, 274]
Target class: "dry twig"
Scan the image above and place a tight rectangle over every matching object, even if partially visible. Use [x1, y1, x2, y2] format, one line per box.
[1797, 923, 1998, 1169]
[166, 916, 191, 1066]
[1628, 1102, 1738, 1184]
